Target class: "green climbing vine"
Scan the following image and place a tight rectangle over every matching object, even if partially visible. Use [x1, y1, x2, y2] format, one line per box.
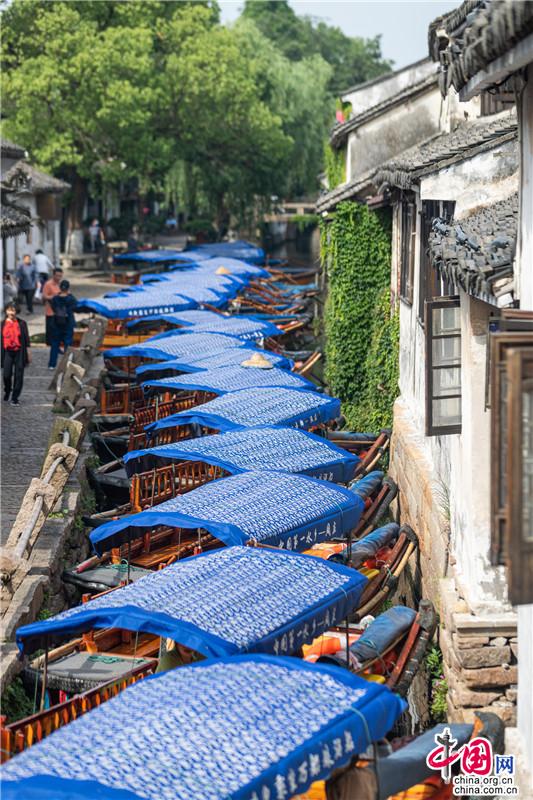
[1, 677, 34, 723]
[320, 201, 399, 431]
[323, 143, 345, 190]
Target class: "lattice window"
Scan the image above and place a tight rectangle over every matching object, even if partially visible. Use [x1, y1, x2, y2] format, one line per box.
[418, 200, 456, 325]
[425, 297, 462, 436]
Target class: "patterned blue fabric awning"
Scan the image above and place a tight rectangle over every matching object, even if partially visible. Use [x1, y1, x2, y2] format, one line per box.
[105, 331, 248, 361]
[135, 347, 292, 377]
[114, 249, 210, 264]
[90, 470, 364, 554]
[2, 656, 405, 800]
[142, 365, 315, 395]
[193, 239, 265, 264]
[77, 289, 195, 319]
[16, 546, 367, 657]
[146, 387, 341, 435]
[125, 426, 360, 483]
[78, 268, 243, 318]
[127, 310, 282, 341]
[181, 255, 268, 275]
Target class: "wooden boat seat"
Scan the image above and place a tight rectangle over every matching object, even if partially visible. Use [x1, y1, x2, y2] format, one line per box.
[62, 563, 151, 593]
[131, 542, 187, 569]
[24, 651, 156, 693]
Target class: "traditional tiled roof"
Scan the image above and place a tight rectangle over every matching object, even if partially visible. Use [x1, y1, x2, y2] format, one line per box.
[340, 57, 429, 98]
[373, 110, 517, 191]
[4, 161, 70, 194]
[429, 192, 518, 306]
[0, 138, 27, 160]
[317, 111, 517, 212]
[429, 0, 533, 97]
[330, 71, 438, 148]
[0, 201, 31, 239]
[316, 169, 375, 214]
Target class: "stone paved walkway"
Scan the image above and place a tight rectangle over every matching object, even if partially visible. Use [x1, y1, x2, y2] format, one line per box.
[1, 347, 54, 544]
[1, 265, 113, 545]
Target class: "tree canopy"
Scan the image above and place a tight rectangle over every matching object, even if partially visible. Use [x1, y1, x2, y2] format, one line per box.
[1, 0, 391, 232]
[241, 0, 392, 94]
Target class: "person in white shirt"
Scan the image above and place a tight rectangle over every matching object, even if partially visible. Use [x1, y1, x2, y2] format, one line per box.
[34, 250, 54, 286]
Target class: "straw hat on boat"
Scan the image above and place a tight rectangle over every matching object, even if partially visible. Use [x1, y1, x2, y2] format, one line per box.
[216, 266, 232, 275]
[241, 352, 273, 369]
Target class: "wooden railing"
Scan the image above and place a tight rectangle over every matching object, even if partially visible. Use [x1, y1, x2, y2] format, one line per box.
[100, 384, 145, 415]
[0, 660, 155, 762]
[130, 461, 225, 511]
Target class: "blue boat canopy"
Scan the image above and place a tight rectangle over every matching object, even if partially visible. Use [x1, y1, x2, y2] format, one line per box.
[193, 239, 265, 263]
[146, 387, 341, 435]
[78, 270, 243, 318]
[113, 249, 210, 264]
[142, 365, 315, 395]
[125, 425, 360, 483]
[179, 255, 268, 276]
[90, 470, 364, 554]
[104, 331, 248, 361]
[76, 289, 195, 319]
[16, 546, 367, 657]
[1, 655, 405, 800]
[127, 310, 282, 341]
[135, 346, 292, 377]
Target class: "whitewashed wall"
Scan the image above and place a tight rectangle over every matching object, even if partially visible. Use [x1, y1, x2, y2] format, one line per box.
[2, 193, 61, 274]
[396, 141, 519, 614]
[341, 59, 437, 112]
[347, 88, 443, 181]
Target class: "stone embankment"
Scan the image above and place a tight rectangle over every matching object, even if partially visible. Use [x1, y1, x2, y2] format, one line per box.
[0, 319, 106, 692]
[390, 400, 518, 728]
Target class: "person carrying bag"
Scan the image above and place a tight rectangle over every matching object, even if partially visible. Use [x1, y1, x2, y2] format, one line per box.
[48, 279, 77, 369]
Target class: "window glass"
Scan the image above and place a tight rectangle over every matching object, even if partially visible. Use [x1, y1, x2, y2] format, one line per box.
[432, 397, 461, 428]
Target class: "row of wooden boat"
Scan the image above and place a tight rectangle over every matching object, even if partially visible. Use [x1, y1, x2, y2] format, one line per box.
[1, 244, 503, 799]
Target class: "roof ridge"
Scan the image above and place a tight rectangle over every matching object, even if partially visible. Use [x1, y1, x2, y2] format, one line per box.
[330, 70, 438, 148]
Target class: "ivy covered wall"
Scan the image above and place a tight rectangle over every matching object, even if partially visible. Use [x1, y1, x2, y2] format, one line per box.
[320, 200, 399, 431]
[323, 143, 345, 190]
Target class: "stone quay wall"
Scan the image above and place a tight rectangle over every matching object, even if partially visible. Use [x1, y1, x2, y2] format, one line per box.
[389, 401, 518, 728]
[0, 319, 106, 693]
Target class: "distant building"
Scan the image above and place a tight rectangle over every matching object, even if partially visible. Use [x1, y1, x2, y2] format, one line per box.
[0, 140, 31, 246]
[0, 139, 69, 273]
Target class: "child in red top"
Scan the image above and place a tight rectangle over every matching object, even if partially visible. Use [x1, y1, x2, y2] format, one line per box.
[2, 302, 31, 406]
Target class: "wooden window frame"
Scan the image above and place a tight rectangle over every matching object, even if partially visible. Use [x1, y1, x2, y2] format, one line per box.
[489, 313, 533, 567]
[425, 296, 462, 436]
[418, 200, 456, 326]
[488, 316, 533, 583]
[506, 346, 533, 605]
[399, 197, 416, 305]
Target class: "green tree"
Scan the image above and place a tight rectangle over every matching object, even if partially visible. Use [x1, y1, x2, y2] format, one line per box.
[1, 1, 163, 245]
[234, 19, 334, 197]
[157, 9, 292, 230]
[241, 0, 392, 94]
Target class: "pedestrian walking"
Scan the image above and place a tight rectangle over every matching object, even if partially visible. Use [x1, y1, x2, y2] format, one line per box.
[48, 279, 77, 369]
[16, 254, 37, 313]
[89, 218, 105, 252]
[42, 267, 64, 346]
[2, 301, 31, 406]
[3, 273, 18, 306]
[34, 249, 54, 287]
